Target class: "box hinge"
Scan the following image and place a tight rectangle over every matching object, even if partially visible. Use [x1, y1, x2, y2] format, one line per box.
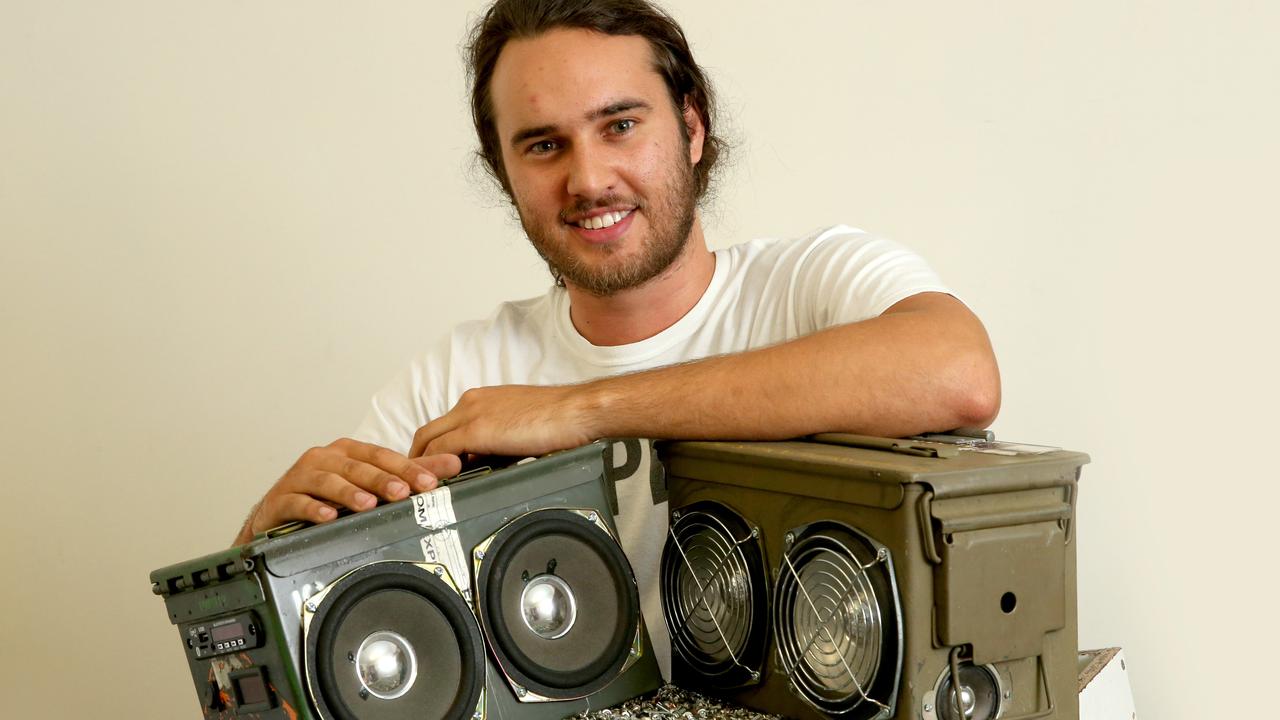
[152, 554, 253, 598]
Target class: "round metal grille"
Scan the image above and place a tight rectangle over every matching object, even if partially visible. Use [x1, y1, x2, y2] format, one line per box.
[661, 502, 767, 686]
[773, 523, 900, 716]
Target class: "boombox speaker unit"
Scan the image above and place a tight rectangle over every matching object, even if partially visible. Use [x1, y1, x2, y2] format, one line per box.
[151, 440, 661, 719]
[659, 434, 1088, 720]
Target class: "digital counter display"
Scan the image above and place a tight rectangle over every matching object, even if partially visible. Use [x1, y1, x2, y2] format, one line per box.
[211, 622, 245, 643]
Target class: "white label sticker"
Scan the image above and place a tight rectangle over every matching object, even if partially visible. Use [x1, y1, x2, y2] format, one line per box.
[411, 486, 470, 601]
[420, 530, 471, 602]
[411, 486, 457, 530]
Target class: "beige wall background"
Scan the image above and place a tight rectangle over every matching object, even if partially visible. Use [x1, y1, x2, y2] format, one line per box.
[2, 1, 1276, 717]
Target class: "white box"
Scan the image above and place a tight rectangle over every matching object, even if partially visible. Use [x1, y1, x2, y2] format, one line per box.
[1078, 647, 1137, 720]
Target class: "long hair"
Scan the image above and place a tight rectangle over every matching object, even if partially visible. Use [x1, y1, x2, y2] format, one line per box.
[466, 0, 724, 202]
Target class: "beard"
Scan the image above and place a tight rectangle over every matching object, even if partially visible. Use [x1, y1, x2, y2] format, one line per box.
[517, 150, 698, 298]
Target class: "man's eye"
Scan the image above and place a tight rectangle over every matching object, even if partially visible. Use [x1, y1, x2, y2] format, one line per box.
[528, 140, 558, 155]
[609, 119, 636, 134]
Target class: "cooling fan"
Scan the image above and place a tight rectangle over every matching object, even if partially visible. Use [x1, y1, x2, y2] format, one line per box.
[661, 501, 770, 689]
[773, 521, 901, 717]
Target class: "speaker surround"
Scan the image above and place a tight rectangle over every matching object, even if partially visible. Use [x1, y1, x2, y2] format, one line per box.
[303, 562, 485, 720]
[474, 508, 644, 701]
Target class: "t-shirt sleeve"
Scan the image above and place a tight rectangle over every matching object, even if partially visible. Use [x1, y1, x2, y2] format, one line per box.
[351, 334, 454, 454]
[792, 226, 953, 330]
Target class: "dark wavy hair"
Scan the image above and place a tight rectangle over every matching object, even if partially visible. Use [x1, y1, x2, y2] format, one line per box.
[466, 0, 724, 203]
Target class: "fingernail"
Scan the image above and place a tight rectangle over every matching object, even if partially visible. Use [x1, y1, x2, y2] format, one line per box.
[319, 506, 337, 520]
[417, 473, 436, 490]
[355, 491, 375, 508]
[388, 481, 409, 498]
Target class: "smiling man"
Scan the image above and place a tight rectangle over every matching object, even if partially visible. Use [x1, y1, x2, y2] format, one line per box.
[234, 0, 1001, 676]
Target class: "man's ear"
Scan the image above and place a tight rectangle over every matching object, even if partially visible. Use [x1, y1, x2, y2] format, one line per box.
[681, 96, 706, 166]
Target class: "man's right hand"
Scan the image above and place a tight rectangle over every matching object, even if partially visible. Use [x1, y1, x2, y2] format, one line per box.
[233, 439, 462, 546]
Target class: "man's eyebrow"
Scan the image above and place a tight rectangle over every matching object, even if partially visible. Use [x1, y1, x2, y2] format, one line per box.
[508, 99, 653, 150]
[511, 124, 558, 150]
[586, 98, 651, 121]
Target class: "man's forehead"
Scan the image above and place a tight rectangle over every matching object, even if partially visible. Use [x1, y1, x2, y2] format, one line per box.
[490, 28, 666, 130]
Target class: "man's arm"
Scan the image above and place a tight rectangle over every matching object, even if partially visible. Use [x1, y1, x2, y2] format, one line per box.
[409, 292, 999, 458]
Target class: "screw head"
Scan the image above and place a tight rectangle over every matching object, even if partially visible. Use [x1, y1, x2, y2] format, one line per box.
[434, 566, 445, 576]
[784, 532, 795, 546]
[305, 601, 317, 612]
[750, 527, 759, 538]
[924, 703, 933, 713]
[1004, 690, 1012, 699]
[514, 685, 527, 698]
[474, 549, 485, 560]
[877, 548, 889, 562]
[587, 511, 598, 523]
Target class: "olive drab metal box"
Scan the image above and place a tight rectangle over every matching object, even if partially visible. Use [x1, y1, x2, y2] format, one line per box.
[658, 434, 1087, 720]
[151, 440, 661, 720]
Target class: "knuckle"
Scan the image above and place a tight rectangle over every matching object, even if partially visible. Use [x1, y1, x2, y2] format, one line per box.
[339, 458, 364, 482]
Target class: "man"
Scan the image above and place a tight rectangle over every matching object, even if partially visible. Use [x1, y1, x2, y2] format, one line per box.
[234, 0, 1000, 676]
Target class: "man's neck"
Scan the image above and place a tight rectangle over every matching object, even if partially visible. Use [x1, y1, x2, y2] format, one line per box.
[565, 218, 715, 347]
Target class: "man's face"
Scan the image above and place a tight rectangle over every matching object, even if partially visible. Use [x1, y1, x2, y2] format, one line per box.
[489, 29, 705, 296]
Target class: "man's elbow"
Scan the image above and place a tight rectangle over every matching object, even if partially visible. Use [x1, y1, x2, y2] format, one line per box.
[949, 354, 1002, 429]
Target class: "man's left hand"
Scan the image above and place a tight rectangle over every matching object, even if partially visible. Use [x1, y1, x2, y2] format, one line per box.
[408, 384, 601, 459]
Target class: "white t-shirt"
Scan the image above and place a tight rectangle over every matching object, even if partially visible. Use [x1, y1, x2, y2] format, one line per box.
[353, 224, 951, 679]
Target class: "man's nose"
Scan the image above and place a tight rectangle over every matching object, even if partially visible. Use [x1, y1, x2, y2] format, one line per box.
[565, 144, 618, 199]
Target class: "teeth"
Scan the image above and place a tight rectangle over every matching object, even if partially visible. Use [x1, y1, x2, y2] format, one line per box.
[578, 210, 630, 230]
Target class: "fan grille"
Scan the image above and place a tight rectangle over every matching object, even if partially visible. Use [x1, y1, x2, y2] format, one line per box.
[774, 523, 899, 716]
[661, 503, 766, 685]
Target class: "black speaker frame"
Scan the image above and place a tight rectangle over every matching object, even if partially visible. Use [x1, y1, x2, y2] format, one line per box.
[301, 561, 487, 720]
[472, 507, 647, 703]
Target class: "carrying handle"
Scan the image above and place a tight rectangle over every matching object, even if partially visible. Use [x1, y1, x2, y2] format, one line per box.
[1001, 653, 1056, 720]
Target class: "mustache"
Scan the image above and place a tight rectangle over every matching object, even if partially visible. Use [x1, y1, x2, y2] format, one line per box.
[558, 195, 641, 222]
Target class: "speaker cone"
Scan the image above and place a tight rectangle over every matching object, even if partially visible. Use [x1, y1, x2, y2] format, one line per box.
[303, 562, 485, 720]
[476, 508, 640, 700]
[926, 662, 1005, 720]
[774, 522, 902, 718]
[661, 501, 768, 687]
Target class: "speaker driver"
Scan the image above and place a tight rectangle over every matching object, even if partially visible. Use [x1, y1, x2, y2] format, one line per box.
[774, 522, 902, 718]
[476, 508, 640, 700]
[661, 501, 768, 687]
[303, 562, 485, 720]
[923, 662, 1005, 720]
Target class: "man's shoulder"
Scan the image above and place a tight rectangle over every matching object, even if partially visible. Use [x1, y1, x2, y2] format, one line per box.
[721, 224, 884, 271]
[447, 288, 560, 347]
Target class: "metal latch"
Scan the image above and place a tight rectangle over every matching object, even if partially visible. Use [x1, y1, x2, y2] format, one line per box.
[810, 433, 960, 458]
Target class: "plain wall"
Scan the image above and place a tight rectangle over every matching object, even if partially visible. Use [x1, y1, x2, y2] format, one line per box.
[2, 1, 1275, 717]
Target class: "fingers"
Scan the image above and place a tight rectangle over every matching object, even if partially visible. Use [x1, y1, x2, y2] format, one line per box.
[253, 439, 445, 534]
[423, 429, 468, 459]
[334, 438, 439, 493]
[411, 453, 463, 481]
[271, 492, 339, 527]
[409, 418, 447, 459]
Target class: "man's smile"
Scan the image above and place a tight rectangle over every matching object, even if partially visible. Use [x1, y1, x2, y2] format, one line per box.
[565, 207, 638, 244]
[569, 208, 634, 230]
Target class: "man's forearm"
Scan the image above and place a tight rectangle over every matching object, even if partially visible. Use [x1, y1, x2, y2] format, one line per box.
[578, 293, 1000, 441]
